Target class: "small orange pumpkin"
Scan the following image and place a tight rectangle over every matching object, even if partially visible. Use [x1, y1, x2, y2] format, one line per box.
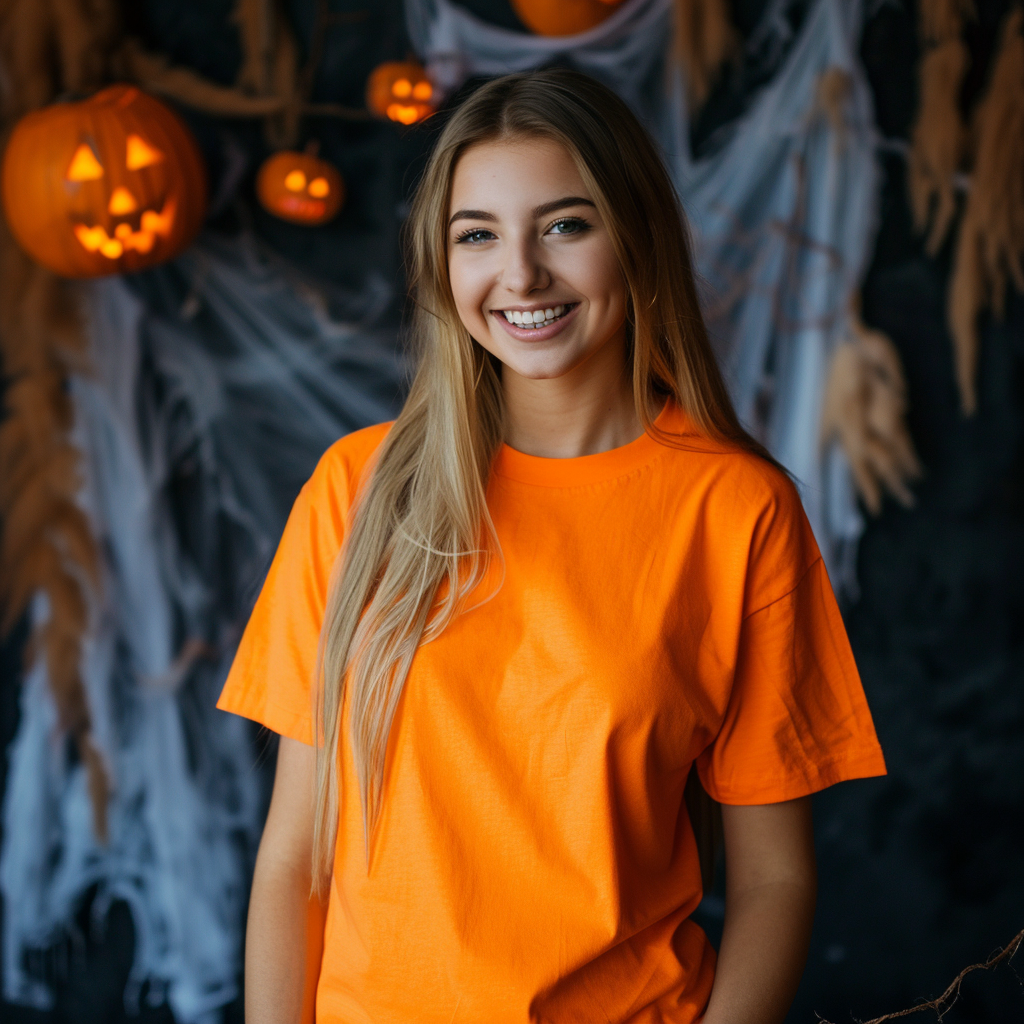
[1, 84, 207, 278]
[256, 149, 344, 225]
[511, 0, 626, 36]
[366, 61, 436, 126]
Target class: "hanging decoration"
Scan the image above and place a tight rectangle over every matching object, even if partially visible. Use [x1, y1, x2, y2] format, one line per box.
[366, 60, 437, 125]
[510, 0, 627, 37]
[947, 6, 1024, 414]
[673, 0, 737, 111]
[0, 0, 126, 852]
[257, 145, 345, 225]
[906, 0, 1024, 414]
[908, 0, 973, 257]
[820, 305, 922, 516]
[2, 85, 207, 278]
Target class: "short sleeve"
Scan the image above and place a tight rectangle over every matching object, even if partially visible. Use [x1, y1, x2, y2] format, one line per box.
[216, 444, 356, 744]
[696, 556, 887, 804]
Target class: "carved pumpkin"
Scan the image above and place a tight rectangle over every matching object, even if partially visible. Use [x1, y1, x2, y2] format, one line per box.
[366, 61, 436, 125]
[256, 150, 344, 225]
[1, 84, 207, 278]
[511, 0, 626, 36]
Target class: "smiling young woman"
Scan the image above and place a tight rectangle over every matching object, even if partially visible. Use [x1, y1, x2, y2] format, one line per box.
[218, 69, 886, 1024]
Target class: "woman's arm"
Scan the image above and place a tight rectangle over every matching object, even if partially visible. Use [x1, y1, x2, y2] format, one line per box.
[246, 736, 328, 1024]
[701, 797, 817, 1024]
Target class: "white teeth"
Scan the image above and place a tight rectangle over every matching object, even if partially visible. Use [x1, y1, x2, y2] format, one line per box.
[502, 304, 572, 328]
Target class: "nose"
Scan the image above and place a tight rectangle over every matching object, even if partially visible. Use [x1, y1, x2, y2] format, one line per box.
[108, 187, 138, 215]
[500, 233, 550, 296]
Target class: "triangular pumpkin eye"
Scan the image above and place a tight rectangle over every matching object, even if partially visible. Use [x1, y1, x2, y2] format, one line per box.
[66, 143, 104, 181]
[126, 134, 164, 170]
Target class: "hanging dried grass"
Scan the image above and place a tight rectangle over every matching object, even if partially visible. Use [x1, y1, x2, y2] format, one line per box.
[0, 0, 125, 840]
[49, 0, 121, 92]
[0, 0, 319, 845]
[821, 308, 922, 515]
[673, 0, 738, 113]
[948, 6, 1024, 415]
[909, 37, 970, 254]
[920, 0, 975, 44]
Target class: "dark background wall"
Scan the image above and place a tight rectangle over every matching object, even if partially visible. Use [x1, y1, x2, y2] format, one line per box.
[2, 1, 1022, 1021]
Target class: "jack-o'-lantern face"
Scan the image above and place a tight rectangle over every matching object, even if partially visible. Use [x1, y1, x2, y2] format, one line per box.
[256, 150, 345, 225]
[64, 134, 176, 259]
[1, 85, 207, 278]
[366, 62, 436, 125]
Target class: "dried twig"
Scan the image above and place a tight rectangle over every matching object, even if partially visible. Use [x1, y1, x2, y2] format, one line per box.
[818, 928, 1024, 1024]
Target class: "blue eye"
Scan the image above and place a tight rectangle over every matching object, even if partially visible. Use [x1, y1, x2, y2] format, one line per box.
[454, 228, 495, 244]
[548, 217, 589, 235]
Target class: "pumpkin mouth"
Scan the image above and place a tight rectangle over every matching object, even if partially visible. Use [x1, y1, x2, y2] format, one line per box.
[275, 194, 327, 220]
[73, 196, 177, 259]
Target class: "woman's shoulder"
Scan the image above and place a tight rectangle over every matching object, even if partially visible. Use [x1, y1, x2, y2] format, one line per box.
[303, 420, 394, 509]
[657, 415, 801, 523]
[656, 425, 819, 607]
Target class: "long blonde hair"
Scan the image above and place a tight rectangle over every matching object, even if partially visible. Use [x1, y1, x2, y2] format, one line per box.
[312, 67, 775, 888]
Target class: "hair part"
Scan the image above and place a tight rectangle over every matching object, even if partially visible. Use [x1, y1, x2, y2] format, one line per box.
[311, 67, 778, 890]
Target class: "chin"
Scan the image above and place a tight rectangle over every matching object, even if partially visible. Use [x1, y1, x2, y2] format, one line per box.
[501, 353, 585, 381]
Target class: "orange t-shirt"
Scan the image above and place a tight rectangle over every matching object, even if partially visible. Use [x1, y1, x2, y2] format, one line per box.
[218, 403, 885, 1024]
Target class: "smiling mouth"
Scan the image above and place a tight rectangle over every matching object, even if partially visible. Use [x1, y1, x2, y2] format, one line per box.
[499, 303, 576, 329]
[73, 197, 176, 259]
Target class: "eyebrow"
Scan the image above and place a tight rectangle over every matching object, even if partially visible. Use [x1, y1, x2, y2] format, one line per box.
[447, 195, 596, 229]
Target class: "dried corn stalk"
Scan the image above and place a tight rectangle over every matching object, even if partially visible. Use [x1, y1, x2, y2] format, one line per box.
[673, 0, 737, 113]
[948, 7, 1024, 414]
[908, 0, 974, 255]
[821, 310, 922, 515]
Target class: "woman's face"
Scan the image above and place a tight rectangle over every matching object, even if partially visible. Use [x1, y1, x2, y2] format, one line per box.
[447, 137, 627, 384]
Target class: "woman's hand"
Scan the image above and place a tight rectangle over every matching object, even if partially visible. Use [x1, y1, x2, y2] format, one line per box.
[245, 736, 327, 1024]
[701, 797, 817, 1024]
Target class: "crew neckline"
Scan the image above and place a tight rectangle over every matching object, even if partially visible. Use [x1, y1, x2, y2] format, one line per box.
[493, 402, 689, 487]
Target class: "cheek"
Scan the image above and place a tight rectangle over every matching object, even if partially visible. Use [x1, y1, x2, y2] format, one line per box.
[584, 247, 625, 308]
[447, 253, 493, 326]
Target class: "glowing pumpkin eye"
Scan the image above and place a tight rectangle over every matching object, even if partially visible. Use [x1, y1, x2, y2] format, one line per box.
[308, 177, 330, 198]
[126, 134, 165, 170]
[391, 78, 413, 98]
[285, 170, 307, 191]
[66, 144, 104, 181]
[412, 81, 433, 101]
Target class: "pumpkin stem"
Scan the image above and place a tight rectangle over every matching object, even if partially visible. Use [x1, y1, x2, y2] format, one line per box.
[304, 138, 321, 157]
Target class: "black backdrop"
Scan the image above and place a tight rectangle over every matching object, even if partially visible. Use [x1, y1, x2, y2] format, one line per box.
[1, 1, 1022, 1021]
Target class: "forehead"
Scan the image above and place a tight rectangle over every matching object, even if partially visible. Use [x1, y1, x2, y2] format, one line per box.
[449, 137, 589, 213]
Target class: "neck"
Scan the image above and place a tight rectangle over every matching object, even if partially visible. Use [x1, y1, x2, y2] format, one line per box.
[500, 339, 644, 459]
